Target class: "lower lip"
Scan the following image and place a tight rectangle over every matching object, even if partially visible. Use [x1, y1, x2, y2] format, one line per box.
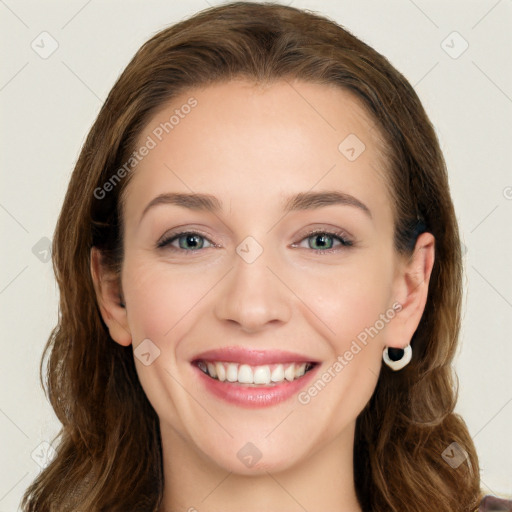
[192, 363, 320, 408]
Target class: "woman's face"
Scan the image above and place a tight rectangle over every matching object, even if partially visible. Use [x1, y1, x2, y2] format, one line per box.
[105, 79, 428, 474]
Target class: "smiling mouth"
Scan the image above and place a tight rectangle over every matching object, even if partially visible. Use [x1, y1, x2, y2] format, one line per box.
[192, 360, 318, 387]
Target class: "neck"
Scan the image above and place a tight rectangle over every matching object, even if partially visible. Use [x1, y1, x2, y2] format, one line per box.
[158, 420, 363, 512]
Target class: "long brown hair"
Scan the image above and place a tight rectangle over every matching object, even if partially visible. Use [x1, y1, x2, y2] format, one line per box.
[22, 2, 485, 511]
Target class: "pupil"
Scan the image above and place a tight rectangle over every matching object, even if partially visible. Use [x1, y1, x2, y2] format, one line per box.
[183, 234, 202, 249]
[313, 234, 332, 249]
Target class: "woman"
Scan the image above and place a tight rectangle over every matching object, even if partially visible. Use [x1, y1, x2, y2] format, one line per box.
[21, 2, 511, 511]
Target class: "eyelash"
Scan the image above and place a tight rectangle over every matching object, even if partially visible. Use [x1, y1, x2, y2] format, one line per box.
[156, 229, 354, 254]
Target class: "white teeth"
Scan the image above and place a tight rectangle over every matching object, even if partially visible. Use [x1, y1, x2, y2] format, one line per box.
[284, 364, 295, 382]
[237, 364, 253, 384]
[271, 365, 284, 382]
[295, 363, 306, 378]
[206, 362, 217, 378]
[197, 361, 314, 385]
[215, 362, 226, 382]
[253, 366, 271, 385]
[226, 363, 238, 382]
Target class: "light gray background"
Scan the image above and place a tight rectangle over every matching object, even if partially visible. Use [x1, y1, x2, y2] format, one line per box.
[1, 0, 511, 509]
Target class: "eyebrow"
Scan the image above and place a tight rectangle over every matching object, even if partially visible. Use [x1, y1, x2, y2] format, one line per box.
[139, 190, 372, 224]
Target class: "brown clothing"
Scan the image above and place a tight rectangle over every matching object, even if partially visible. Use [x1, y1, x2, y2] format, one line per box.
[479, 494, 512, 511]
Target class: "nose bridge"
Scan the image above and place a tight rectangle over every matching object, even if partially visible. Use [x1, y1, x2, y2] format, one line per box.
[213, 235, 291, 331]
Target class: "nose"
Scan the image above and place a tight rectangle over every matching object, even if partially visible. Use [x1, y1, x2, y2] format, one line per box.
[213, 247, 292, 333]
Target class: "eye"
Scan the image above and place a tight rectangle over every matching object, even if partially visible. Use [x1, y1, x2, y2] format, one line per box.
[157, 231, 215, 252]
[156, 228, 354, 253]
[293, 229, 354, 253]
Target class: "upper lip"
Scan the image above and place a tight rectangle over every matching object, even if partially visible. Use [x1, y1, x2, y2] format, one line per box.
[191, 347, 319, 365]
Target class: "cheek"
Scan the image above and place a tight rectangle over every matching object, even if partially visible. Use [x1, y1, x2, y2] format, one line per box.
[120, 256, 210, 423]
[121, 252, 240, 389]
[299, 252, 395, 349]
[122, 255, 209, 342]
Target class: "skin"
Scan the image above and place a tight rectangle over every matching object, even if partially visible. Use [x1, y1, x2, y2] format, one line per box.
[91, 79, 435, 512]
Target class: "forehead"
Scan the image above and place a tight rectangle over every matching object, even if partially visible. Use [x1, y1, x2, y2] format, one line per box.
[122, 79, 393, 228]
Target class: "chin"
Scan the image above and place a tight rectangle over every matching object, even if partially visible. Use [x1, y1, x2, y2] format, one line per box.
[201, 439, 304, 476]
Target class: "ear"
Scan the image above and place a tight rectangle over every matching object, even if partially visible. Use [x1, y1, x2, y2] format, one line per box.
[90, 247, 132, 347]
[386, 232, 435, 349]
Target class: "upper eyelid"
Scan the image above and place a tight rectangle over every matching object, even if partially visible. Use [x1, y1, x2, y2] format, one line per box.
[157, 229, 216, 248]
[292, 230, 353, 249]
[157, 231, 222, 250]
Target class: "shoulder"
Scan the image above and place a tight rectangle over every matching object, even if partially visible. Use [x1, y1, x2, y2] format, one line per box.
[478, 494, 512, 511]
